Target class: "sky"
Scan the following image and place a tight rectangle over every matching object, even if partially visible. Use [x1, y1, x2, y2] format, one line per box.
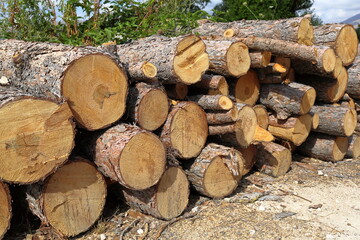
[204, 0, 360, 23]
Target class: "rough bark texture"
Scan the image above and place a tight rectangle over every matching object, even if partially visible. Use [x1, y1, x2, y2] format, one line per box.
[187, 143, 244, 198]
[346, 134, 360, 159]
[208, 123, 236, 135]
[190, 75, 229, 96]
[0, 181, 11, 239]
[188, 94, 233, 110]
[259, 82, 316, 119]
[206, 108, 238, 125]
[347, 52, 360, 99]
[250, 51, 272, 68]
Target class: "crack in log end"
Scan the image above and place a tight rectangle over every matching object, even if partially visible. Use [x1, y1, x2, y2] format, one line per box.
[93, 84, 117, 109]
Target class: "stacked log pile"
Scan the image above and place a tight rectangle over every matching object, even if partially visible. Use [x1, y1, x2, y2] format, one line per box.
[0, 15, 360, 238]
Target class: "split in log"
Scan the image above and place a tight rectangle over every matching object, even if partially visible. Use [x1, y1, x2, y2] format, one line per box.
[253, 104, 269, 129]
[252, 125, 275, 142]
[346, 53, 360, 99]
[92, 124, 166, 190]
[0, 39, 129, 130]
[254, 142, 292, 177]
[127, 82, 169, 131]
[202, 38, 250, 77]
[0, 181, 11, 239]
[259, 82, 316, 120]
[188, 94, 233, 110]
[229, 69, 260, 106]
[297, 133, 349, 162]
[161, 101, 208, 159]
[165, 83, 188, 100]
[346, 134, 360, 159]
[191, 75, 229, 96]
[116, 35, 209, 84]
[0, 88, 75, 184]
[206, 108, 238, 125]
[235, 144, 257, 175]
[310, 105, 356, 137]
[187, 143, 244, 198]
[123, 166, 189, 220]
[249, 51, 272, 68]
[313, 24, 358, 66]
[268, 113, 312, 146]
[26, 158, 107, 237]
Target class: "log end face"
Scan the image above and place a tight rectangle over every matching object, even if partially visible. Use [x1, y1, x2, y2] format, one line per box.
[292, 114, 312, 146]
[336, 25, 359, 66]
[332, 136, 349, 161]
[328, 66, 348, 103]
[234, 70, 260, 106]
[261, 51, 272, 67]
[219, 96, 233, 110]
[0, 182, 11, 239]
[227, 42, 251, 77]
[208, 76, 229, 96]
[253, 105, 269, 129]
[344, 109, 357, 137]
[300, 87, 316, 114]
[223, 29, 235, 38]
[322, 48, 336, 73]
[272, 147, 292, 177]
[297, 17, 314, 46]
[311, 112, 320, 130]
[236, 106, 257, 147]
[350, 136, 360, 158]
[142, 62, 157, 78]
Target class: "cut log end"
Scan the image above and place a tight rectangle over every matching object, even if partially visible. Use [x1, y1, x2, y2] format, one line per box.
[297, 17, 314, 46]
[344, 109, 357, 136]
[209, 76, 229, 96]
[333, 137, 349, 161]
[227, 42, 251, 77]
[322, 48, 336, 73]
[0, 182, 11, 239]
[142, 62, 157, 78]
[311, 112, 320, 130]
[253, 105, 269, 129]
[219, 96, 233, 110]
[347, 135, 360, 159]
[174, 35, 209, 84]
[233, 70, 260, 106]
[223, 29, 235, 38]
[300, 87, 316, 114]
[0, 99, 74, 184]
[235, 105, 258, 147]
[336, 25, 359, 66]
[62, 54, 128, 130]
[272, 63, 287, 73]
[253, 125, 274, 142]
[329, 66, 348, 103]
[237, 144, 257, 175]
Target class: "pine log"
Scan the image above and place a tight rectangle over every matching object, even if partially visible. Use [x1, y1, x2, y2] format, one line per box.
[127, 82, 169, 131]
[194, 16, 313, 45]
[274, 57, 291, 79]
[165, 83, 188, 100]
[0, 39, 128, 130]
[187, 143, 244, 198]
[268, 113, 312, 146]
[249, 51, 272, 68]
[310, 112, 320, 130]
[292, 55, 343, 78]
[284, 68, 296, 84]
[206, 108, 238, 125]
[123, 166, 189, 220]
[253, 104, 269, 129]
[188, 94, 233, 110]
[192, 75, 229, 96]
[258, 63, 287, 74]
[0, 88, 75, 184]
[161, 102, 208, 159]
[116, 35, 209, 84]
[229, 69, 260, 106]
[313, 24, 358, 66]
[297, 133, 349, 162]
[255, 142, 292, 177]
[346, 53, 360, 99]
[202, 38, 250, 77]
[252, 125, 275, 142]
[257, 72, 283, 84]
[346, 134, 360, 159]
[90, 124, 166, 190]
[235, 144, 257, 175]
[310, 105, 356, 137]
[0, 181, 11, 239]
[259, 82, 316, 119]
[26, 158, 107, 237]
[208, 123, 236, 135]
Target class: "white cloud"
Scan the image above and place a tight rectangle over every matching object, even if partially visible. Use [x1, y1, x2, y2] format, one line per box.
[312, 0, 360, 23]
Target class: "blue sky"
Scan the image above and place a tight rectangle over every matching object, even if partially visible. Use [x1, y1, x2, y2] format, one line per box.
[204, 0, 360, 23]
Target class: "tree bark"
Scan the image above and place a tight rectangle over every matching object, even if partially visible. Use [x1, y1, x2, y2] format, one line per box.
[250, 51, 272, 68]
[188, 94, 233, 110]
[346, 53, 360, 99]
[0, 181, 11, 239]
[346, 134, 360, 159]
[292, 56, 343, 78]
[229, 69, 260, 106]
[206, 108, 238, 125]
[191, 74, 229, 96]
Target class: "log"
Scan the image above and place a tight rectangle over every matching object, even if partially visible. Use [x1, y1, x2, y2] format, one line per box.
[297, 133, 349, 162]
[0, 181, 11, 239]
[192, 75, 229, 96]
[127, 82, 169, 131]
[284, 68, 296, 84]
[257, 72, 283, 84]
[165, 83, 188, 100]
[91, 124, 166, 190]
[0, 87, 75, 184]
[274, 57, 291, 79]
[202, 38, 250, 77]
[292, 55, 343, 78]
[268, 113, 312, 146]
[187, 94, 233, 110]
[310, 105, 356, 137]
[346, 53, 360, 99]
[252, 125, 275, 142]
[161, 101, 208, 159]
[254, 142, 292, 177]
[208, 123, 236, 135]
[249, 51, 272, 68]
[259, 82, 316, 120]
[116, 35, 209, 84]
[0, 39, 128, 130]
[236, 144, 257, 175]
[123, 166, 189, 220]
[229, 69, 260, 106]
[187, 143, 244, 198]
[313, 24, 358, 66]
[26, 158, 107, 237]
[206, 108, 238, 125]
[346, 134, 360, 159]
[194, 16, 314, 45]
[310, 112, 320, 130]
[253, 104, 269, 129]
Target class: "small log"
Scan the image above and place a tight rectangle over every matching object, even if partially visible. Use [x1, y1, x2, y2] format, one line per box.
[123, 166, 189, 220]
[208, 123, 235, 135]
[268, 113, 312, 146]
[346, 53, 360, 99]
[258, 63, 287, 74]
[259, 82, 316, 119]
[206, 108, 238, 125]
[250, 51, 272, 68]
[116, 35, 209, 84]
[127, 82, 169, 131]
[253, 104, 269, 129]
[165, 83, 188, 100]
[191, 75, 229, 96]
[252, 125, 275, 143]
[313, 24, 358, 66]
[346, 134, 360, 159]
[297, 133, 349, 162]
[310, 112, 320, 130]
[188, 95, 233, 110]
[257, 73, 283, 84]
[236, 144, 257, 175]
[274, 57, 291, 78]
[229, 69, 260, 106]
[310, 105, 356, 137]
[26, 158, 107, 237]
[255, 142, 292, 177]
[161, 102, 208, 159]
[0, 181, 11, 239]
[187, 143, 244, 198]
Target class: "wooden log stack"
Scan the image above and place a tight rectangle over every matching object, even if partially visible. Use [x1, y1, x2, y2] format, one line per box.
[1, 16, 360, 238]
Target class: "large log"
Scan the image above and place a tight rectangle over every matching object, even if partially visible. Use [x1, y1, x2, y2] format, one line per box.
[0, 181, 11, 239]
[194, 16, 314, 45]
[127, 82, 169, 131]
[297, 133, 349, 162]
[123, 166, 189, 220]
[161, 102, 208, 159]
[116, 35, 209, 84]
[229, 69, 260, 106]
[313, 24, 358, 66]
[26, 158, 107, 237]
[254, 142, 292, 177]
[0, 87, 75, 184]
[346, 53, 360, 99]
[191, 75, 229, 96]
[188, 94, 233, 110]
[259, 82, 316, 120]
[187, 143, 244, 198]
[310, 105, 356, 137]
[0, 39, 128, 130]
[346, 134, 360, 159]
